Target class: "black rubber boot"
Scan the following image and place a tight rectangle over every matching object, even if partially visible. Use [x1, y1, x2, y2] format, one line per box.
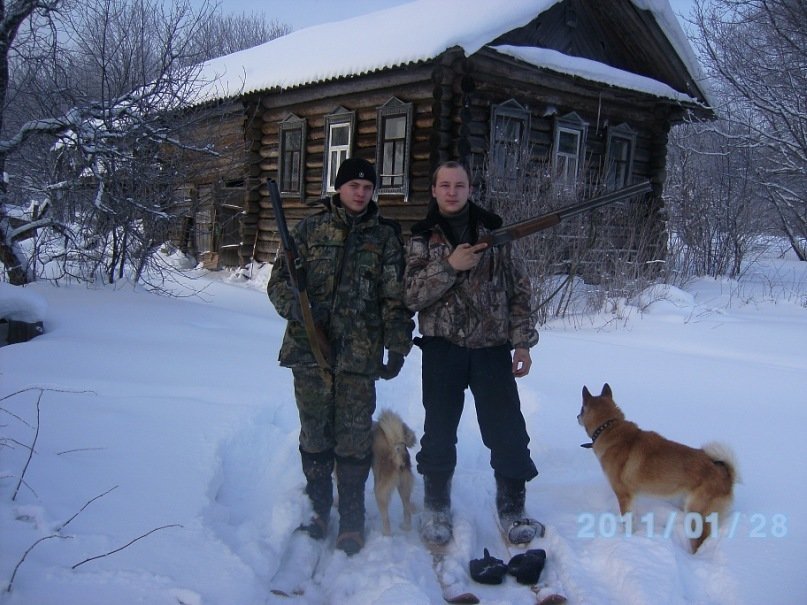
[496, 472, 545, 544]
[335, 454, 371, 556]
[300, 449, 334, 539]
[420, 471, 453, 546]
[495, 473, 526, 521]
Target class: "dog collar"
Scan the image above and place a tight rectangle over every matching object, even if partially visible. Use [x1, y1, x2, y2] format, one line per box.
[581, 418, 619, 448]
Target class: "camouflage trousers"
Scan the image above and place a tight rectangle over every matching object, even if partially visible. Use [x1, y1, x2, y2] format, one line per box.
[292, 366, 376, 460]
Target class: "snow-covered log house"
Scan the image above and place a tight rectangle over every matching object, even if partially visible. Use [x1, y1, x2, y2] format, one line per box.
[177, 0, 713, 269]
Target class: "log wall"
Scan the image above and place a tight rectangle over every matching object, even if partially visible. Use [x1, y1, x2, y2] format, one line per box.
[183, 47, 684, 269]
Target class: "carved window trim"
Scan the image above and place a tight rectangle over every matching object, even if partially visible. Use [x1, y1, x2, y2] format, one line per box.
[553, 112, 588, 188]
[489, 99, 531, 194]
[322, 107, 355, 195]
[604, 122, 636, 190]
[375, 97, 413, 201]
[278, 114, 306, 197]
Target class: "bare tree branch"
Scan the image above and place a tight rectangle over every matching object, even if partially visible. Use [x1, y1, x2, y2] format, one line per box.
[56, 485, 119, 532]
[11, 387, 42, 501]
[71, 524, 183, 569]
[5, 534, 71, 593]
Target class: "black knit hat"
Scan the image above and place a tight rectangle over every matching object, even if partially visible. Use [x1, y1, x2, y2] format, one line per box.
[334, 158, 376, 189]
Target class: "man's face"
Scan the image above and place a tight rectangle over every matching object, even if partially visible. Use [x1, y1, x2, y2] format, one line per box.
[432, 166, 471, 216]
[337, 179, 374, 215]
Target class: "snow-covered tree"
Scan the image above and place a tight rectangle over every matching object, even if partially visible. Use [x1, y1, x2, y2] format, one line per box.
[0, 0, 287, 285]
[692, 0, 807, 260]
[667, 107, 769, 278]
[0, 0, 62, 284]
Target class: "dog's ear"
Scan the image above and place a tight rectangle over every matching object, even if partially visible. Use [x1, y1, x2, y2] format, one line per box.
[601, 383, 612, 398]
[582, 386, 592, 400]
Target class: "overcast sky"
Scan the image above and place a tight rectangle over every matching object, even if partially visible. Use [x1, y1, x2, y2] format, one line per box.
[196, 0, 698, 31]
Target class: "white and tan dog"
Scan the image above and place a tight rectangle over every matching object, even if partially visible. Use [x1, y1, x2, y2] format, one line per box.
[578, 384, 739, 552]
[371, 409, 417, 536]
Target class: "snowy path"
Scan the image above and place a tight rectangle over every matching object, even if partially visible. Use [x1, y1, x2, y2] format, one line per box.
[202, 401, 752, 605]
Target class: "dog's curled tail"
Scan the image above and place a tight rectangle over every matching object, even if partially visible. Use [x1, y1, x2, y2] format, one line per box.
[702, 441, 741, 484]
[377, 410, 416, 446]
[376, 409, 416, 469]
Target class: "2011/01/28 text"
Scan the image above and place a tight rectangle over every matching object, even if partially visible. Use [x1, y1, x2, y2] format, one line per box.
[577, 512, 787, 539]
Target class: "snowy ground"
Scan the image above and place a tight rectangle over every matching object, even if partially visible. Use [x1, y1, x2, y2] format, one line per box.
[1, 242, 805, 605]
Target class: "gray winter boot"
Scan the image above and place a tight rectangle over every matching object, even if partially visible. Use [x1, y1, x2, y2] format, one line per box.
[420, 471, 453, 546]
[300, 449, 334, 539]
[335, 454, 371, 556]
[495, 473, 545, 545]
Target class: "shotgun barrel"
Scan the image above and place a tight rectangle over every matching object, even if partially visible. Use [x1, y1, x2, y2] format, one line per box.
[480, 180, 653, 247]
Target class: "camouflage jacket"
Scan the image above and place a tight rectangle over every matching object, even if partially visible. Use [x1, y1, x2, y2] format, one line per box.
[403, 201, 538, 350]
[267, 197, 414, 375]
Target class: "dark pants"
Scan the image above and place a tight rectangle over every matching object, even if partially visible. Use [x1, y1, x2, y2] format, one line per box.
[415, 337, 538, 481]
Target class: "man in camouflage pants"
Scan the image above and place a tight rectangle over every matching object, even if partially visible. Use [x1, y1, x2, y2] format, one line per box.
[267, 158, 414, 555]
[404, 161, 541, 547]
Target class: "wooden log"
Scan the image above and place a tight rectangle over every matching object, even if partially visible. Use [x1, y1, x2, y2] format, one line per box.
[259, 65, 435, 109]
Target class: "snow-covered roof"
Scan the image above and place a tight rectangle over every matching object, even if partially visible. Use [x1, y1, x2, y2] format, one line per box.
[193, 0, 710, 107]
[492, 45, 699, 104]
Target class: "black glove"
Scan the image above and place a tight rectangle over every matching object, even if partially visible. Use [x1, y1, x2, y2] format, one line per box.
[469, 548, 507, 585]
[378, 351, 404, 380]
[507, 548, 546, 585]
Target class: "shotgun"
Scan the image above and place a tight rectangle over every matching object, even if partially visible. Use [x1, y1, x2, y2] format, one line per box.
[268, 179, 332, 371]
[479, 180, 653, 248]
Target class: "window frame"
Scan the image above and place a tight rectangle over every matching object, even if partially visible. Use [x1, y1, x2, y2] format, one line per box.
[322, 107, 356, 195]
[552, 112, 588, 189]
[489, 99, 531, 193]
[278, 114, 307, 198]
[375, 97, 413, 200]
[604, 123, 636, 190]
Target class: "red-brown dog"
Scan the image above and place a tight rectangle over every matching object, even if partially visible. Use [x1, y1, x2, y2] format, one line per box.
[578, 384, 739, 552]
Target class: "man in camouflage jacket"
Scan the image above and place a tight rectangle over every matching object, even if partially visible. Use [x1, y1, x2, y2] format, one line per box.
[404, 161, 541, 547]
[267, 158, 413, 555]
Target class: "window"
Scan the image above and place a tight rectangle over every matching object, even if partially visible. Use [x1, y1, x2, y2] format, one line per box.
[605, 123, 636, 190]
[555, 128, 582, 183]
[322, 107, 355, 194]
[553, 112, 588, 188]
[278, 114, 306, 197]
[376, 97, 413, 199]
[489, 99, 530, 193]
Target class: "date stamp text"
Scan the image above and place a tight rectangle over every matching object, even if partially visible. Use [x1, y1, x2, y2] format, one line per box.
[577, 512, 788, 540]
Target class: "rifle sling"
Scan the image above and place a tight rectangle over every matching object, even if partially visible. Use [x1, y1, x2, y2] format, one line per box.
[296, 288, 332, 371]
